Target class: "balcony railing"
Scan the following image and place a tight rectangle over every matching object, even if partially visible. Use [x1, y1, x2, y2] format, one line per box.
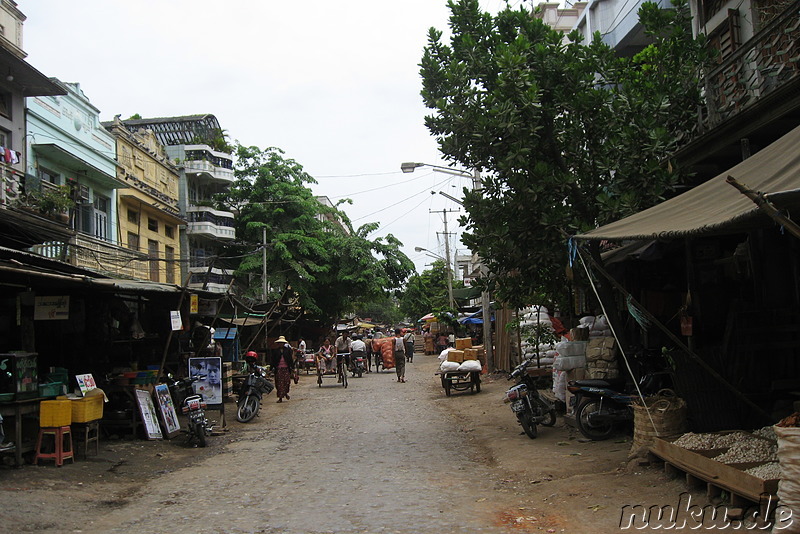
[30, 234, 151, 280]
[697, 2, 800, 134]
[186, 206, 236, 240]
[184, 159, 234, 182]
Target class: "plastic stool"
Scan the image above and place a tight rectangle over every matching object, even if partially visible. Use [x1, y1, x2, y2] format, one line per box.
[34, 426, 74, 466]
[73, 421, 99, 459]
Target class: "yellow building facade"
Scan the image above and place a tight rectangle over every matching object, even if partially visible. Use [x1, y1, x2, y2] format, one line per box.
[105, 116, 183, 283]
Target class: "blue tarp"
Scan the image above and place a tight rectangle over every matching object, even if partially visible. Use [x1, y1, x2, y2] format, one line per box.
[458, 310, 494, 325]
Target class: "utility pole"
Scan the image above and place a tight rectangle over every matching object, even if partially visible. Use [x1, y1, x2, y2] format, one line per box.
[430, 208, 458, 309]
[262, 226, 267, 303]
[474, 168, 494, 372]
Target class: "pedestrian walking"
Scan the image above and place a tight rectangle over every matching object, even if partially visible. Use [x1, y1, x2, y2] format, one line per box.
[394, 328, 406, 382]
[271, 335, 295, 402]
[403, 329, 415, 363]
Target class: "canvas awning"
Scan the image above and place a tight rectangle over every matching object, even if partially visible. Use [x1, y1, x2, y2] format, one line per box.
[574, 124, 800, 241]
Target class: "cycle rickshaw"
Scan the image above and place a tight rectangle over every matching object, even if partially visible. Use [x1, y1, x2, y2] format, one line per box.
[316, 352, 348, 388]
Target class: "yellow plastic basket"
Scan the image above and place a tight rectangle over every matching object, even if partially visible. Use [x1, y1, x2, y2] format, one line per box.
[71, 395, 103, 423]
[39, 400, 72, 427]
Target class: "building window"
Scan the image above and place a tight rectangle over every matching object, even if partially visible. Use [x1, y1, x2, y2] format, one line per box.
[0, 92, 10, 119]
[148, 239, 159, 282]
[147, 217, 158, 232]
[165, 225, 175, 239]
[38, 167, 60, 184]
[165, 245, 175, 284]
[127, 232, 140, 252]
[128, 209, 139, 224]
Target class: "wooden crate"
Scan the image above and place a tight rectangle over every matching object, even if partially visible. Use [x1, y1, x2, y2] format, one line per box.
[455, 338, 472, 350]
[447, 350, 465, 363]
[650, 436, 780, 502]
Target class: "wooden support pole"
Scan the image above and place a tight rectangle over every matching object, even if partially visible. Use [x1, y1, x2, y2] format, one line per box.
[726, 176, 800, 240]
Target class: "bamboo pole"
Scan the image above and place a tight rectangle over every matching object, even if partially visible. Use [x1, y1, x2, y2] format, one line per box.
[726, 176, 800, 240]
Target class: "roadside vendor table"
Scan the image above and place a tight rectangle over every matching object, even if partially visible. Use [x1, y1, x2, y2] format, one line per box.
[0, 397, 45, 468]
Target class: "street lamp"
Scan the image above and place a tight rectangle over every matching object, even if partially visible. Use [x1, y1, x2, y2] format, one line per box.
[404, 161, 493, 371]
[415, 246, 455, 310]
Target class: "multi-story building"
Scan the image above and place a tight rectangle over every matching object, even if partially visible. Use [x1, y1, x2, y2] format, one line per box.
[534, 1, 587, 42]
[103, 116, 183, 284]
[674, 0, 800, 180]
[24, 80, 146, 277]
[0, 0, 64, 216]
[571, 0, 671, 56]
[117, 115, 236, 292]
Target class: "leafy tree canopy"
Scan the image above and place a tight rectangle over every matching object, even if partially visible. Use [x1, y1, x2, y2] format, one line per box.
[219, 145, 415, 323]
[420, 0, 709, 309]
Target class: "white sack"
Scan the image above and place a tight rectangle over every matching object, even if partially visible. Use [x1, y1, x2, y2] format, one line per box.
[458, 360, 482, 372]
[440, 361, 461, 372]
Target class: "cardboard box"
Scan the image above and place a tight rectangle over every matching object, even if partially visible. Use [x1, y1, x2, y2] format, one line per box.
[463, 348, 479, 360]
[447, 350, 465, 363]
[455, 338, 473, 350]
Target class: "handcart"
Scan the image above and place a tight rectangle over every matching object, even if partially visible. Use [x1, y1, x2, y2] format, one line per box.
[436, 370, 481, 396]
[316, 353, 348, 388]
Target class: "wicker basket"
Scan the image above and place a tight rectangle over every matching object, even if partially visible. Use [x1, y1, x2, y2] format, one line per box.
[631, 389, 687, 455]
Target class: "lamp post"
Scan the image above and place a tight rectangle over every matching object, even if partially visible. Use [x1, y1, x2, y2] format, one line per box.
[415, 246, 455, 310]
[404, 161, 494, 372]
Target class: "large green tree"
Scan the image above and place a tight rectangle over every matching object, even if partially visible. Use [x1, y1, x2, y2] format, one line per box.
[399, 259, 464, 322]
[219, 145, 415, 322]
[420, 0, 709, 309]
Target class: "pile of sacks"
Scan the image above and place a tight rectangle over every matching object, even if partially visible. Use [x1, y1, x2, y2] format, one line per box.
[585, 336, 619, 380]
[438, 348, 482, 372]
[519, 305, 557, 368]
[578, 315, 613, 337]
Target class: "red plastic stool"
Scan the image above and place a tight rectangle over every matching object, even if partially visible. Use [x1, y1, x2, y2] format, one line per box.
[34, 426, 74, 466]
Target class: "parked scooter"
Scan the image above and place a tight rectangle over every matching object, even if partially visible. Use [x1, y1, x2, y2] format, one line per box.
[236, 353, 275, 423]
[567, 353, 673, 441]
[168, 375, 212, 447]
[504, 358, 556, 439]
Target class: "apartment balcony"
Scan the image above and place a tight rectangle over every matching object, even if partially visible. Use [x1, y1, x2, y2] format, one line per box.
[30, 234, 150, 280]
[183, 146, 234, 184]
[696, 3, 800, 136]
[187, 265, 233, 293]
[186, 206, 236, 240]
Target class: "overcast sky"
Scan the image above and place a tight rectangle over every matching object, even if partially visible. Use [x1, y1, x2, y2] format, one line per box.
[21, 0, 510, 274]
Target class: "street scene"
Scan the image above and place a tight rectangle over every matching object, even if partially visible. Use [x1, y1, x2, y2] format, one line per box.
[2, 354, 699, 534]
[1, 1, 800, 533]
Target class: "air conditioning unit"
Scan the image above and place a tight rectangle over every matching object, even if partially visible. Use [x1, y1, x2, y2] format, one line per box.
[77, 184, 90, 201]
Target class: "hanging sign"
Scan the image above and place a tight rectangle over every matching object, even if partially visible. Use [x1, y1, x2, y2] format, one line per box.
[170, 310, 182, 331]
[34, 296, 70, 320]
[190, 294, 199, 314]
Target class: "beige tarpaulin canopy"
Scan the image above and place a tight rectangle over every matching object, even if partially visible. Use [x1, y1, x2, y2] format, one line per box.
[574, 124, 800, 241]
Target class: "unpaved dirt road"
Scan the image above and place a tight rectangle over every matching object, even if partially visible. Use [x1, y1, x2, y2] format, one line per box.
[1, 353, 708, 533]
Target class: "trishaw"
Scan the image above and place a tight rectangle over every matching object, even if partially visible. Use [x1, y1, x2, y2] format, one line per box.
[316, 352, 348, 388]
[297, 349, 317, 374]
[436, 370, 481, 396]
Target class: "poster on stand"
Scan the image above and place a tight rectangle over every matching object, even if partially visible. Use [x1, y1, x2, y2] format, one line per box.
[135, 389, 163, 440]
[188, 357, 222, 406]
[153, 384, 181, 438]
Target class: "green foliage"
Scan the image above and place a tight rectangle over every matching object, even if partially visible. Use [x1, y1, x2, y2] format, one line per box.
[420, 0, 710, 310]
[218, 145, 415, 324]
[127, 113, 142, 120]
[31, 185, 74, 215]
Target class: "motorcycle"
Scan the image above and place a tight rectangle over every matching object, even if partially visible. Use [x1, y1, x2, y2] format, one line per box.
[168, 375, 212, 447]
[503, 358, 556, 439]
[236, 355, 275, 423]
[567, 354, 673, 441]
[349, 351, 366, 378]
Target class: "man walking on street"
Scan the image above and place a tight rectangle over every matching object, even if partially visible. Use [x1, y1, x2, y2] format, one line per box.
[403, 330, 415, 363]
[394, 328, 406, 383]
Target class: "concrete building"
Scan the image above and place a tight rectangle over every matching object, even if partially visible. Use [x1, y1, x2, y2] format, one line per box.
[0, 0, 64, 212]
[570, 0, 672, 56]
[117, 115, 236, 292]
[103, 116, 183, 283]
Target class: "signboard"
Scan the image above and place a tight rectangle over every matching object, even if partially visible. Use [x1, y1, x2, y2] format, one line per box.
[170, 310, 182, 331]
[135, 389, 163, 440]
[190, 294, 199, 314]
[197, 298, 217, 316]
[188, 356, 223, 406]
[153, 384, 181, 438]
[34, 296, 70, 320]
[75, 373, 97, 396]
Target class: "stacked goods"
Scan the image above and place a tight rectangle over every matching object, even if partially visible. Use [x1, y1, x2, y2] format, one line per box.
[553, 340, 586, 371]
[585, 336, 619, 380]
[579, 315, 613, 337]
[446, 350, 465, 364]
[775, 412, 800, 532]
[518, 305, 554, 332]
[671, 429, 778, 463]
[455, 338, 472, 350]
[471, 345, 487, 365]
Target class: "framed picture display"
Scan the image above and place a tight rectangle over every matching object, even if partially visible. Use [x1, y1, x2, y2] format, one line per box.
[153, 384, 181, 438]
[188, 356, 223, 407]
[135, 389, 163, 440]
